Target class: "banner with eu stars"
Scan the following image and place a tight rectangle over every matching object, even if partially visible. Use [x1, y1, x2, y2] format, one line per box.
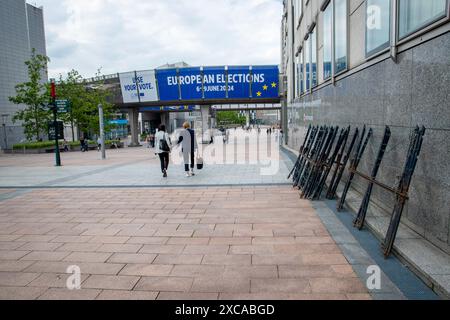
[125, 65, 279, 103]
[251, 65, 279, 99]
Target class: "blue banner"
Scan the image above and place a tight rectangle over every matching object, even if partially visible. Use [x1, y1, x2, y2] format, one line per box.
[251, 66, 279, 99]
[109, 119, 129, 125]
[203, 66, 227, 99]
[179, 67, 203, 100]
[140, 106, 196, 112]
[227, 66, 251, 99]
[156, 69, 180, 101]
[153, 65, 279, 102]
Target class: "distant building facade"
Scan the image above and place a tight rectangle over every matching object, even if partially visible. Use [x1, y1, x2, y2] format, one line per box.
[281, 1, 449, 254]
[0, 0, 47, 148]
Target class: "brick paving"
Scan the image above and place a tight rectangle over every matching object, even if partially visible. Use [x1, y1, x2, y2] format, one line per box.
[0, 186, 371, 300]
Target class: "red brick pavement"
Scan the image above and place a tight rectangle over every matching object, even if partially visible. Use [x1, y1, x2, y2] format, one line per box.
[0, 186, 371, 300]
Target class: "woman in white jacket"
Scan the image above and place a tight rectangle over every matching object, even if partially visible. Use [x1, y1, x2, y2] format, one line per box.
[154, 124, 171, 178]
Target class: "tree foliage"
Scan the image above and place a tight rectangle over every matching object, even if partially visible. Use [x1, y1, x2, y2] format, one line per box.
[9, 49, 51, 141]
[56, 69, 117, 139]
[217, 111, 246, 126]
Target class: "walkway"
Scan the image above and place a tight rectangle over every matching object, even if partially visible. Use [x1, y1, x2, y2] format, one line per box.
[0, 186, 371, 300]
[0, 130, 290, 188]
[0, 129, 438, 299]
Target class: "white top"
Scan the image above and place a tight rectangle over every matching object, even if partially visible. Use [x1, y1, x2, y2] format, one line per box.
[154, 131, 171, 154]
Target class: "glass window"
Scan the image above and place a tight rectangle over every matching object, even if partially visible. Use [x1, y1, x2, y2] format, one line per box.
[299, 51, 304, 94]
[323, 4, 333, 80]
[399, 0, 447, 39]
[334, 0, 347, 74]
[311, 28, 317, 87]
[295, 54, 304, 97]
[294, 55, 299, 98]
[304, 37, 310, 91]
[366, 0, 391, 56]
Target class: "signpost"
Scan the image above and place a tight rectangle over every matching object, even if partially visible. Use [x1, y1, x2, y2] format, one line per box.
[48, 121, 64, 140]
[98, 104, 106, 160]
[50, 79, 62, 167]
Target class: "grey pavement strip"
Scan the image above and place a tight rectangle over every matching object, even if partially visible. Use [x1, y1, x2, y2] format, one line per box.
[312, 202, 406, 300]
[0, 189, 33, 202]
[0, 183, 292, 190]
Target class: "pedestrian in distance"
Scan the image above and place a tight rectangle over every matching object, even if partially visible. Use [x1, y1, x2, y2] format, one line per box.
[80, 136, 87, 152]
[146, 134, 151, 148]
[62, 139, 69, 152]
[155, 124, 171, 178]
[177, 122, 198, 177]
[149, 132, 156, 148]
[97, 137, 102, 151]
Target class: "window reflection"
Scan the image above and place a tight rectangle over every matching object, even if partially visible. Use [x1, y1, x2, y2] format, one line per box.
[311, 28, 317, 87]
[335, 0, 347, 74]
[366, 0, 391, 56]
[399, 0, 447, 39]
[323, 5, 332, 80]
[304, 38, 310, 91]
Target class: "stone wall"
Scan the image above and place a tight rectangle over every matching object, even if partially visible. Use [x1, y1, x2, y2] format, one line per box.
[286, 33, 450, 253]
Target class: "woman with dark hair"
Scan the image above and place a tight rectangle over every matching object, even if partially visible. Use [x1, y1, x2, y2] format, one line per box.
[154, 124, 171, 178]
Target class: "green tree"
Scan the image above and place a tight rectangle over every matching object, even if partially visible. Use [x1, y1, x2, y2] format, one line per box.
[9, 49, 51, 141]
[217, 111, 246, 127]
[57, 69, 117, 140]
[57, 70, 84, 141]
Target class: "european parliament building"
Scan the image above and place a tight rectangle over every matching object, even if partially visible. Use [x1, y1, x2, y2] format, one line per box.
[281, 0, 449, 295]
[0, 0, 47, 149]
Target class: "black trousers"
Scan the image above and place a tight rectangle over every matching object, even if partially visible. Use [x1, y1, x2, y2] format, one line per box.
[158, 152, 169, 173]
[184, 151, 195, 172]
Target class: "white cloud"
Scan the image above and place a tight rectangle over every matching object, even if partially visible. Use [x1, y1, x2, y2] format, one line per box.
[30, 0, 283, 79]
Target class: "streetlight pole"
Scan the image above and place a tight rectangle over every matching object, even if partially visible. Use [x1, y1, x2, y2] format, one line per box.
[98, 104, 106, 160]
[50, 79, 61, 167]
[1, 114, 8, 151]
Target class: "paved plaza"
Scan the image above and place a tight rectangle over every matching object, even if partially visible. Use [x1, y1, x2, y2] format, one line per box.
[0, 186, 373, 300]
[0, 131, 291, 188]
[0, 130, 437, 300]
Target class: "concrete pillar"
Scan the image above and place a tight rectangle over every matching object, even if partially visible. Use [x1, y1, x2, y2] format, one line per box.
[128, 108, 140, 147]
[200, 105, 211, 144]
[246, 111, 251, 127]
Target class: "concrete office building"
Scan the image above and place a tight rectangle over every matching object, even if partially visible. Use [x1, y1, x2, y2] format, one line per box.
[0, 0, 47, 149]
[281, 0, 449, 295]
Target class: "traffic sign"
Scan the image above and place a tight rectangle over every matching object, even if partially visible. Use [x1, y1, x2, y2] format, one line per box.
[55, 100, 71, 113]
[48, 121, 64, 140]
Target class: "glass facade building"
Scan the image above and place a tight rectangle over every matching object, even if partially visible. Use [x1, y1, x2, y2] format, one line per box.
[0, 0, 47, 148]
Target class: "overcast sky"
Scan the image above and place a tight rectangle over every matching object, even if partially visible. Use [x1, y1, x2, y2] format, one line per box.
[29, 0, 283, 79]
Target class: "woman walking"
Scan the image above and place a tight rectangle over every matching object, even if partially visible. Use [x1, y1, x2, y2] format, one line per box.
[177, 122, 198, 177]
[154, 124, 171, 178]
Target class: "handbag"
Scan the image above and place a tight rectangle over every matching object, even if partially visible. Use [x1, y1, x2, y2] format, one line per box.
[196, 156, 204, 170]
[159, 134, 170, 152]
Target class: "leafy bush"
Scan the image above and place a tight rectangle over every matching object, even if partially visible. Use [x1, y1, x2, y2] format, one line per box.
[13, 139, 123, 150]
[69, 141, 81, 147]
[13, 141, 56, 150]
